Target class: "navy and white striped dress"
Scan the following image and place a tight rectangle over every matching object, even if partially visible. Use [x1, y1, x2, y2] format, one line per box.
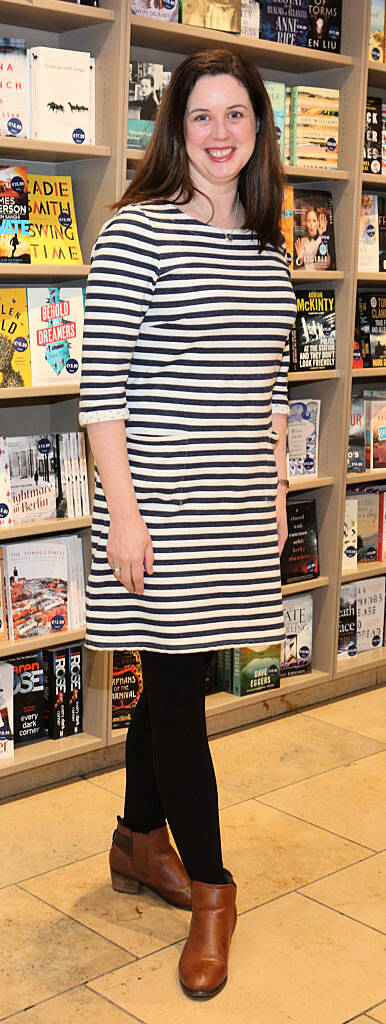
[79, 202, 297, 653]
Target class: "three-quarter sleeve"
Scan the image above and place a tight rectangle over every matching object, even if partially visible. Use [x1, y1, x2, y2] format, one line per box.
[272, 333, 290, 416]
[79, 206, 160, 426]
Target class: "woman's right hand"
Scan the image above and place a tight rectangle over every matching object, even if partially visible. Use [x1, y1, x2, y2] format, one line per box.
[106, 512, 154, 595]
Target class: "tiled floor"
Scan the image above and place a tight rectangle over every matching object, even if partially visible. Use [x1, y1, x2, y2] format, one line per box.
[1, 685, 386, 1024]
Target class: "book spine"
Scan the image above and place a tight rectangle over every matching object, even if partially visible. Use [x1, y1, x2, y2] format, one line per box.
[232, 648, 241, 696]
[57, 434, 69, 518]
[67, 644, 83, 734]
[69, 432, 82, 517]
[289, 87, 298, 166]
[2, 546, 13, 641]
[74, 534, 86, 627]
[43, 647, 68, 738]
[77, 431, 90, 515]
[62, 434, 75, 518]
[89, 56, 95, 145]
[0, 546, 8, 641]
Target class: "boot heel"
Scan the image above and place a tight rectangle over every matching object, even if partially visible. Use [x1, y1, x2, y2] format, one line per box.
[111, 869, 141, 894]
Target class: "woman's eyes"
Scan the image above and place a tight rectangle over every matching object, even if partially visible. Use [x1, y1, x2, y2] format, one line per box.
[193, 111, 243, 122]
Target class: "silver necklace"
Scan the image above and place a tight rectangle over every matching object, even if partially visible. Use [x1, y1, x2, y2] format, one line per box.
[192, 193, 240, 241]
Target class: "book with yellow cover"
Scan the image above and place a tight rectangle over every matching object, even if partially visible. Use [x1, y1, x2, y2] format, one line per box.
[281, 185, 294, 270]
[0, 165, 30, 263]
[0, 287, 31, 387]
[27, 174, 83, 265]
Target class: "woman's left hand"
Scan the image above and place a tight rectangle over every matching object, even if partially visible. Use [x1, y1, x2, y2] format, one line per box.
[276, 490, 288, 556]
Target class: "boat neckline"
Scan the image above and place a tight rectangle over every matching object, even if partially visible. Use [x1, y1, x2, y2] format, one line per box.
[166, 202, 250, 233]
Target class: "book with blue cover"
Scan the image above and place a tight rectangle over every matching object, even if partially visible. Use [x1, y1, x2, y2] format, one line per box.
[259, 0, 308, 46]
[287, 398, 320, 477]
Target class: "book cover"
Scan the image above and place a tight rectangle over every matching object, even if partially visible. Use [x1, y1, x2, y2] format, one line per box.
[232, 644, 281, 696]
[358, 193, 379, 273]
[378, 195, 386, 270]
[280, 497, 319, 584]
[4, 540, 68, 640]
[67, 644, 83, 734]
[265, 80, 286, 161]
[7, 433, 65, 522]
[285, 86, 291, 163]
[369, 0, 384, 61]
[293, 188, 336, 270]
[342, 496, 357, 571]
[354, 490, 379, 561]
[27, 285, 83, 386]
[383, 102, 386, 173]
[367, 294, 386, 366]
[69, 432, 82, 516]
[181, 0, 241, 30]
[259, 0, 308, 45]
[127, 119, 154, 150]
[281, 592, 313, 677]
[28, 173, 83, 265]
[129, 61, 164, 122]
[0, 286, 31, 387]
[0, 661, 13, 758]
[0, 436, 12, 528]
[12, 650, 45, 744]
[338, 583, 357, 658]
[59, 432, 73, 518]
[0, 38, 28, 138]
[112, 650, 143, 729]
[306, 2, 342, 52]
[291, 289, 335, 370]
[287, 398, 320, 477]
[0, 546, 8, 641]
[0, 165, 30, 263]
[29, 46, 94, 146]
[369, 399, 386, 467]
[131, 0, 178, 19]
[348, 395, 366, 472]
[357, 576, 385, 652]
[363, 96, 382, 174]
[241, 0, 260, 36]
[43, 646, 68, 738]
[353, 293, 372, 369]
[290, 85, 339, 168]
[378, 489, 386, 559]
[77, 431, 90, 516]
[281, 184, 294, 268]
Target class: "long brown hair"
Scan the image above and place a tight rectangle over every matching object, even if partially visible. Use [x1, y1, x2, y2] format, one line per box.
[115, 49, 285, 252]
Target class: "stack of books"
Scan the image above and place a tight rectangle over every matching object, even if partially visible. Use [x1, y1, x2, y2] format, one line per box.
[0, 166, 82, 266]
[0, 284, 84, 388]
[0, 431, 89, 528]
[0, 535, 86, 643]
[0, 642, 83, 758]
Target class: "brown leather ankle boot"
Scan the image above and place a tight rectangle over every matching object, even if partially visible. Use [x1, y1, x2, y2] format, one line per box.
[178, 869, 237, 999]
[109, 817, 192, 909]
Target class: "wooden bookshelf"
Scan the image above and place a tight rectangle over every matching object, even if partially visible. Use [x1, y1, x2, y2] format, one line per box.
[0, 628, 86, 659]
[282, 576, 329, 597]
[288, 476, 334, 491]
[362, 172, 386, 189]
[0, 516, 92, 541]
[352, 367, 386, 377]
[0, 0, 115, 30]
[0, 265, 91, 280]
[347, 468, 386, 483]
[288, 370, 340, 383]
[342, 562, 386, 583]
[0, 383, 81, 401]
[0, 138, 111, 162]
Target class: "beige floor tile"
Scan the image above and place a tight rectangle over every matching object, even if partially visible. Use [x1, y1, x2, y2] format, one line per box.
[220, 799, 369, 914]
[259, 750, 386, 851]
[0, 886, 133, 1019]
[86, 768, 125, 799]
[366, 1002, 386, 1022]
[90, 892, 386, 1024]
[0, 780, 121, 887]
[210, 714, 384, 808]
[299, 851, 386, 933]
[304, 686, 386, 744]
[353, 1017, 383, 1023]
[89, 942, 301, 1024]
[22, 851, 190, 958]
[1, 986, 139, 1024]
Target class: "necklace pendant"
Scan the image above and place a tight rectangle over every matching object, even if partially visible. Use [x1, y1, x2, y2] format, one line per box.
[226, 232, 233, 241]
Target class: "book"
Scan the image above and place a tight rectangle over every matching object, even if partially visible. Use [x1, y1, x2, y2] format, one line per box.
[49, 533, 85, 628]
[0, 661, 13, 758]
[28, 173, 83, 265]
[259, 0, 308, 45]
[353, 293, 372, 368]
[0, 436, 12, 528]
[290, 85, 339, 168]
[378, 195, 386, 271]
[0, 286, 31, 387]
[0, 38, 28, 138]
[290, 289, 335, 371]
[285, 86, 291, 163]
[338, 583, 357, 658]
[280, 498, 319, 584]
[366, 399, 386, 467]
[12, 650, 45, 744]
[131, 0, 178, 19]
[69, 432, 82, 516]
[232, 644, 281, 696]
[349, 490, 379, 562]
[7, 433, 65, 523]
[363, 96, 382, 174]
[0, 165, 30, 263]
[127, 120, 154, 150]
[358, 194, 379, 273]
[281, 593, 313, 677]
[3, 539, 68, 640]
[293, 188, 336, 270]
[181, 0, 241, 30]
[265, 81, 286, 161]
[306, 2, 342, 52]
[77, 431, 90, 516]
[0, 547, 8, 641]
[369, 0, 385, 61]
[378, 489, 386, 559]
[357, 576, 385, 652]
[241, 0, 260, 36]
[348, 395, 366, 472]
[27, 285, 84, 386]
[287, 398, 320, 477]
[29, 46, 94, 146]
[383, 102, 386, 174]
[342, 497, 357, 572]
[281, 185, 294, 268]
[67, 644, 82, 734]
[43, 646, 68, 738]
[112, 650, 143, 729]
[129, 61, 164, 122]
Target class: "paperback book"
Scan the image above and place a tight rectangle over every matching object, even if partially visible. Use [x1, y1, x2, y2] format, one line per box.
[287, 398, 320, 477]
[365, 398, 386, 467]
[112, 650, 143, 729]
[265, 80, 286, 161]
[281, 592, 313, 677]
[27, 285, 83, 385]
[232, 644, 281, 696]
[29, 47, 95, 146]
[307, 2, 342, 52]
[378, 195, 386, 271]
[280, 498, 319, 584]
[0, 435, 12, 528]
[3, 540, 68, 640]
[0, 547, 7, 641]
[293, 188, 336, 270]
[342, 497, 358, 571]
[7, 433, 65, 522]
[0, 287, 31, 387]
[12, 650, 45, 744]
[259, 0, 308, 46]
[369, 0, 384, 61]
[131, 0, 178, 19]
[67, 644, 82, 735]
[357, 576, 385, 652]
[358, 194, 379, 273]
[181, 0, 241, 31]
[281, 185, 294, 268]
[363, 96, 382, 174]
[0, 38, 28, 138]
[338, 583, 357, 658]
[383, 101, 386, 173]
[378, 487, 386, 559]
[0, 165, 30, 263]
[43, 646, 68, 738]
[28, 173, 82, 265]
[347, 395, 366, 472]
[241, 0, 260, 36]
[290, 85, 339, 168]
[290, 289, 335, 371]
[0, 661, 13, 758]
[347, 490, 379, 562]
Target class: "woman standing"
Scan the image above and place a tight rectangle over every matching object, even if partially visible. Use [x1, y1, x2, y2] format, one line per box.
[79, 48, 296, 1000]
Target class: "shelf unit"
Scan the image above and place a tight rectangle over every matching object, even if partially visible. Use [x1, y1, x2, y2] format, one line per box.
[2, 0, 386, 798]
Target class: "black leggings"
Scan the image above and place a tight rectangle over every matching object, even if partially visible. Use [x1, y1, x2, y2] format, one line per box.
[123, 650, 225, 885]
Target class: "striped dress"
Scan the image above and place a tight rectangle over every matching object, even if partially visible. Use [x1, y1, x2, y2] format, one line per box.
[79, 202, 297, 653]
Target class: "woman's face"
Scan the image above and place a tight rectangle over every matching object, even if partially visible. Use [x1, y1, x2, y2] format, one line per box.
[305, 209, 319, 237]
[183, 73, 257, 187]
